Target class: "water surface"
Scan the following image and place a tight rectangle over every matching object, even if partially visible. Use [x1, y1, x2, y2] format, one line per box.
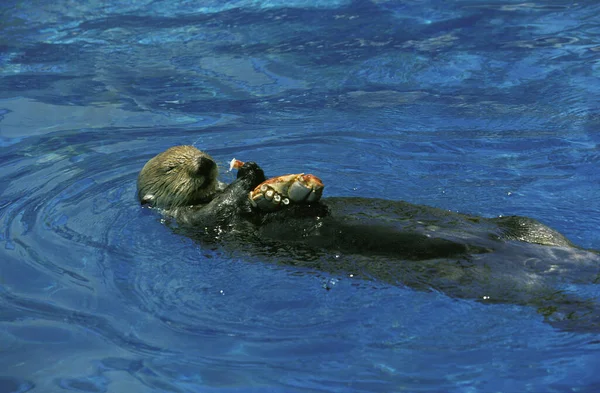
[1, 0, 600, 392]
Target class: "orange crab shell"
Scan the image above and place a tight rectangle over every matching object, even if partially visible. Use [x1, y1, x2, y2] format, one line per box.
[249, 173, 324, 210]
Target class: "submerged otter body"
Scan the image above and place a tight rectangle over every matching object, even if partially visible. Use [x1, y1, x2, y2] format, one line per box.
[138, 146, 600, 332]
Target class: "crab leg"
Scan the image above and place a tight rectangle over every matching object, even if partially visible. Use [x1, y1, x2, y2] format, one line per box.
[288, 174, 324, 202]
[229, 158, 245, 171]
[249, 185, 290, 211]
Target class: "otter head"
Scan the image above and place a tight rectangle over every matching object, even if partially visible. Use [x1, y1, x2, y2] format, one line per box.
[137, 145, 220, 209]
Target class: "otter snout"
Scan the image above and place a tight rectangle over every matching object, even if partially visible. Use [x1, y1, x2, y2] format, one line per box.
[197, 156, 216, 177]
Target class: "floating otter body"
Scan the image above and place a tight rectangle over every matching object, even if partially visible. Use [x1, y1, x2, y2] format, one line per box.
[138, 146, 600, 332]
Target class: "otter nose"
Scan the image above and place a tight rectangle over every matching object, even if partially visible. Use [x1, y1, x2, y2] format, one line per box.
[197, 156, 216, 176]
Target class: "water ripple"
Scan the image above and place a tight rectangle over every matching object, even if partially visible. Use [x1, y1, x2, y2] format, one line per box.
[2, 0, 600, 391]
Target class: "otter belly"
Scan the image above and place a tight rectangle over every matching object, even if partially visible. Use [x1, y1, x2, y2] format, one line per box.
[239, 197, 600, 332]
[175, 196, 600, 332]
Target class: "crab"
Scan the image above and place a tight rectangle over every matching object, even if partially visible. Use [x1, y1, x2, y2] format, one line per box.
[230, 158, 325, 211]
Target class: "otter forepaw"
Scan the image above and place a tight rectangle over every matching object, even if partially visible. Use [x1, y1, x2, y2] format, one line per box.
[235, 161, 265, 186]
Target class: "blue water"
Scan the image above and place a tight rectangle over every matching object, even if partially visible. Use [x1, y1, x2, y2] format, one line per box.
[1, 0, 600, 392]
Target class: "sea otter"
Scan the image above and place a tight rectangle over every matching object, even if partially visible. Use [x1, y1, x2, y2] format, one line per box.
[138, 145, 600, 332]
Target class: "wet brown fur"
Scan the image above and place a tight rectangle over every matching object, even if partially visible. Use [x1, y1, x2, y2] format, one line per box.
[137, 145, 221, 210]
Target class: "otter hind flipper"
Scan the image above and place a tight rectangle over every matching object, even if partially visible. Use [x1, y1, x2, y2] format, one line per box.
[492, 216, 574, 247]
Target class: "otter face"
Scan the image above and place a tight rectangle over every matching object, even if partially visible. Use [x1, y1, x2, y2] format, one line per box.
[137, 145, 220, 209]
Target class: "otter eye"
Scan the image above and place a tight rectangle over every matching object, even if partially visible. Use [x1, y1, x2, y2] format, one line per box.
[165, 165, 177, 173]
